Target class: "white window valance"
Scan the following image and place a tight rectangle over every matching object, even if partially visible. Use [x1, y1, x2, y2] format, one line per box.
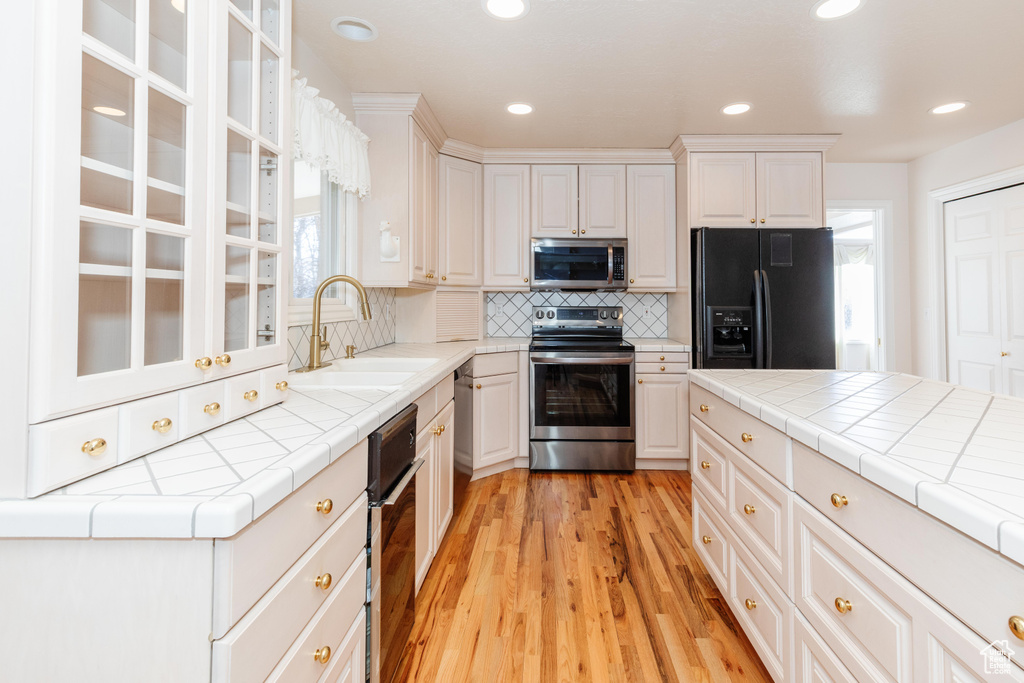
[292, 71, 371, 198]
[835, 243, 875, 267]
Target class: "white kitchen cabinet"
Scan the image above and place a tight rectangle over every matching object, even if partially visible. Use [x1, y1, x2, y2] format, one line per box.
[483, 164, 532, 289]
[414, 418, 436, 592]
[438, 155, 482, 286]
[434, 400, 455, 545]
[412, 377, 455, 593]
[531, 165, 579, 238]
[636, 373, 688, 462]
[755, 152, 823, 228]
[579, 165, 627, 238]
[473, 372, 519, 469]
[409, 120, 439, 286]
[626, 165, 676, 290]
[689, 152, 757, 227]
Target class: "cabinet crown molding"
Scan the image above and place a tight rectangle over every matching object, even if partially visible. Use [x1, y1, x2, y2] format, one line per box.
[671, 134, 840, 159]
[439, 140, 674, 165]
[352, 93, 447, 150]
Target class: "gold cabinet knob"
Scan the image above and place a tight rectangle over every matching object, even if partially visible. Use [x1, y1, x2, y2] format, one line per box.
[441, 275, 447, 281]
[524, 278, 529, 283]
[637, 379, 643, 384]
[316, 499, 333, 515]
[215, 354, 231, 367]
[1010, 615, 1024, 641]
[700, 461, 710, 470]
[151, 418, 173, 434]
[745, 598, 757, 610]
[750, 218, 756, 224]
[243, 390, 258, 402]
[315, 573, 333, 591]
[741, 432, 754, 443]
[439, 424, 445, 434]
[700, 404, 709, 412]
[195, 357, 213, 370]
[702, 535, 712, 545]
[743, 504, 756, 515]
[835, 597, 853, 614]
[276, 380, 289, 391]
[660, 356, 665, 361]
[432, 425, 443, 436]
[81, 438, 107, 457]
[760, 218, 766, 224]
[660, 366, 665, 371]
[571, 230, 577, 234]
[314, 646, 331, 664]
[581, 229, 586, 234]
[1002, 352, 1011, 357]
[476, 384, 482, 389]
[831, 493, 849, 508]
[629, 278, 635, 284]
[204, 402, 221, 416]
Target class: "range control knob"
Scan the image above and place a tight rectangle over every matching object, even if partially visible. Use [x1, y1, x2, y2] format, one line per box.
[600, 311, 608, 320]
[546, 311, 555, 319]
[535, 311, 544, 319]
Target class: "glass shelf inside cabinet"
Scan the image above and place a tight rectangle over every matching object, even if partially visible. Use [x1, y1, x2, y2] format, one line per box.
[84, 0, 135, 59]
[225, 245, 251, 352]
[147, 88, 186, 225]
[81, 54, 134, 214]
[226, 131, 252, 238]
[149, 0, 187, 89]
[79, 221, 133, 376]
[227, 15, 252, 128]
[145, 232, 185, 366]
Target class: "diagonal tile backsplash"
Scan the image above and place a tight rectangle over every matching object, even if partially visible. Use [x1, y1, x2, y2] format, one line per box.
[485, 291, 668, 338]
[287, 288, 397, 370]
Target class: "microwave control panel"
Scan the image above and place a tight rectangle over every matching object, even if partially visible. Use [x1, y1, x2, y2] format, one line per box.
[612, 249, 625, 281]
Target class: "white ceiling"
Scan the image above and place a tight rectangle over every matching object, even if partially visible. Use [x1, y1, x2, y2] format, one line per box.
[293, 0, 1024, 162]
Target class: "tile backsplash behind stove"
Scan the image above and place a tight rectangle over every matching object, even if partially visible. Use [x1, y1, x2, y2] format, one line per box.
[486, 291, 668, 338]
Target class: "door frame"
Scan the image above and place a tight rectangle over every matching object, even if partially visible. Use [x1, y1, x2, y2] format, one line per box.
[927, 164, 1024, 381]
[827, 200, 895, 372]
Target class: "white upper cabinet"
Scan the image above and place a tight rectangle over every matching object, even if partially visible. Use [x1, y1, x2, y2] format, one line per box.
[755, 152, 823, 228]
[438, 155, 482, 286]
[626, 165, 676, 290]
[483, 164, 531, 289]
[408, 120, 439, 286]
[579, 165, 627, 238]
[531, 165, 578, 238]
[689, 153, 757, 226]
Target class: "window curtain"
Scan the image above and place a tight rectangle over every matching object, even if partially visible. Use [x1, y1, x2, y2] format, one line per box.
[292, 71, 371, 198]
[834, 243, 875, 266]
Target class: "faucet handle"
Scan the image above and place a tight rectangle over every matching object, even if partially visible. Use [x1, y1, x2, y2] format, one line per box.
[319, 326, 330, 351]
[345, 345, 357, 359]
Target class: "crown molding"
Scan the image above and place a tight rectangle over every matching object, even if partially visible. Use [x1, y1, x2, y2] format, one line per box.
[437, 143, 674, 165]
[439, 139, 486, 163]
[673, 134, 840, 154]
[669, 136, 688, 162]
[352, 93, 448, 150]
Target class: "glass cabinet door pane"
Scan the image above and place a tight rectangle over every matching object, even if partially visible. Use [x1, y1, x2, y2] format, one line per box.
[81, 54, 134, 214]
[147, 89, 186, 224]
[258, 147, 278, 243]
[226, 131, 252, 237]
[229, 0, 253, 20]
[144, 232, 185, 365]
[79, 221, 133, 376]
[84, 0, 135, 60]
[224, 245, 250, 351]
[227, 16, 252, 127]
[262, 0, 281, 45]
[257, 251, 276, 346]
[259, 42, 278, 142]
[149, 0, 187, 89]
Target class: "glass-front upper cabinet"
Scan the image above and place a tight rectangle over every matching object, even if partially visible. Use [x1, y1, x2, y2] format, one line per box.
[31, 0, 210, 422]
[213, 0, 289, 374]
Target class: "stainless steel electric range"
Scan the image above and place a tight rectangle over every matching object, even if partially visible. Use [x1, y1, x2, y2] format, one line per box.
[529, 306, 635, 471]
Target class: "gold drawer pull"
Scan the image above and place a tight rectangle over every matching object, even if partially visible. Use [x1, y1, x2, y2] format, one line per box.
[204, 402, 221, 416]
[151, 418, 173, 434]
[660, 366, 666, 371]
[700, 461, 710, 470]
[215, 354, 231, 367]
[637, 379, 643, 384]
[433, 424, 446, 436]
[315, 573, 333, 591]
[476, 384, 482, 389]
[1010, 615, 1024, 641]
[195, 357, 213, 370]
[831, 493, 849, 508]
[314, 646, 331, 664]
[741, 432, 754, 443]
[660, 356, 665, 361]
[524, 278, 529, 283]
[702, 535, 712, 545]
[316, 499, 333, 515]
[745, 598, 757, 610]
[743, 504, 756, 515]
[835, 598, 853, 614]
[699, 404, 709, 413]
[276, 380, 289, 391]
[81, 438, 107, 457]
[243, 390, 258, 402]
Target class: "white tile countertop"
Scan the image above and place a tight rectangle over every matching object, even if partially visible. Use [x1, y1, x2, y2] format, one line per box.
[690, 369, 1024, 569]
[0, 338, 689, 539]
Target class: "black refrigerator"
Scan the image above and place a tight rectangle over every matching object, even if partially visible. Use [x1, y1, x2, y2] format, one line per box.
[691, 227, 836, 370]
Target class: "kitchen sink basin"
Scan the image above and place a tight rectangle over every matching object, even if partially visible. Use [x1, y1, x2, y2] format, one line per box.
[287, 370, 418, 390]
[324, 357, 439, 372]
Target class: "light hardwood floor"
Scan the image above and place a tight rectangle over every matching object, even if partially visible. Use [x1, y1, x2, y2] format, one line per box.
[396, 469, 772, 682]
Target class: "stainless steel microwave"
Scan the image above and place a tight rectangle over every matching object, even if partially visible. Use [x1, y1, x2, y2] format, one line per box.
[530, 238, 627, 291]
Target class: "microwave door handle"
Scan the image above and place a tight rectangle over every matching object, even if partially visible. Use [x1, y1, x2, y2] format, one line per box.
[608, 245, 614, 285]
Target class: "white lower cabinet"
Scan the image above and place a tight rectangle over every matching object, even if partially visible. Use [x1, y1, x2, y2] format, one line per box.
[415, 418, 436, 592]
[474, 371, 519, 470]
[793, 613, 856, 683]
[434, 400, 455, 545]
[729, 542, 793, 683]
[635, 371, 688, 465]
[413, 375, 457, 594]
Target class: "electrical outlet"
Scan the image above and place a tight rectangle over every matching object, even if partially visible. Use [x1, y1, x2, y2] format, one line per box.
[642, 306, 653, 321]
[495, 304, 505, 318]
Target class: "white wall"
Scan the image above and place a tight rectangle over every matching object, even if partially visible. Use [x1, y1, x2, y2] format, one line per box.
[907, 117, 1024, 378]
[825, 163, 911, 372]
[291, 36, 355, 119]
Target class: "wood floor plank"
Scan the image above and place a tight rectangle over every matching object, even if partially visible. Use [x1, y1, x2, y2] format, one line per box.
[398, 470, 773, 683]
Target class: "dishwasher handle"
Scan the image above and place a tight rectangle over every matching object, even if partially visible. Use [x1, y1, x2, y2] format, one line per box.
[378, 458, 424, 506]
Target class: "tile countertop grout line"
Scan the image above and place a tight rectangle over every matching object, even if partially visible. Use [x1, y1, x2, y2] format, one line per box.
[940, 395, 995, 484]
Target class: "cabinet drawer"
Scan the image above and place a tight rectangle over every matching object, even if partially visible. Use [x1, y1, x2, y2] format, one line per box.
[729, 447, 792, 596]
[793, 613, 857, 683]
[260, 365, 291, 406]
[118, 393, 179, 462]
[179, 381, 227, 438]
[691, 384, 788, 484]
[212, 439, 368, 638]
[223, 373, 263, 421]
[729, 545, 792, 683]
[318, 608, 367, 683]
[919, 594, 1024, 682]
[266, 551, 368, 682]
[636, 351, 689, 364]
[794, 499, 914, 683]
[637, 362, 688, 374]
[212, 493, 368, 683]
[793, 442, 1024, 665]
[474, 351, 518, 377]
[435, 372, 455, 406]
[691, 420, 729, 513]
[693, 488, 730, 591]
[27, 407, 120, 496]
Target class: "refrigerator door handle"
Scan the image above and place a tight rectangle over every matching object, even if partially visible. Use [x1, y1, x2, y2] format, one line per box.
[761, 269, 773, 368]
[752, 270, 764, 368]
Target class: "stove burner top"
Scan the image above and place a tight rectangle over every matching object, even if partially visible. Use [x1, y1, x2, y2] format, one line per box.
[530, 305, 630, 353]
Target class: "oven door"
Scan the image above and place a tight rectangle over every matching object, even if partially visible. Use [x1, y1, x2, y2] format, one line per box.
[530, 352, 635, 440]
[531, 239, 624, 290]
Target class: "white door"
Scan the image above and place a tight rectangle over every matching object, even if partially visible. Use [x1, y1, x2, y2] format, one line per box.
[531, 165, 578, 238]
[756, 152, 824, 227]
[689, 152, 756, 227]
[408, 120, 433, 286]
[483, 165, 531, 288]
[636, 374, 687, 460]
[579, 165, 626, 238]
[626, 165, 676, 290]
[414, 420, 435, 592]
[434, 400, 455, 544]
[438, 155, 482, 286]
[945, 184, 1024, 396]
[473, 373, 518, 469]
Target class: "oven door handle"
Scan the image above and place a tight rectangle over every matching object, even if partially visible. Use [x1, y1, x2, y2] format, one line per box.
[379, 458, 424, 506]
[530, 354, 634, 365]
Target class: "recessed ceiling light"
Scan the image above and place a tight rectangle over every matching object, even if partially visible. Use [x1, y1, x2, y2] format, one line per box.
[330, 16, 378, 42]
[93, 106, 126, 117]
[930, 101, 969, 114]
[483, 0, 530, 20]
[811, 0, 862, 20]
[722, 103, 751, 115]
[171, 0, 185, 13]
[507, 103, 533, 115]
